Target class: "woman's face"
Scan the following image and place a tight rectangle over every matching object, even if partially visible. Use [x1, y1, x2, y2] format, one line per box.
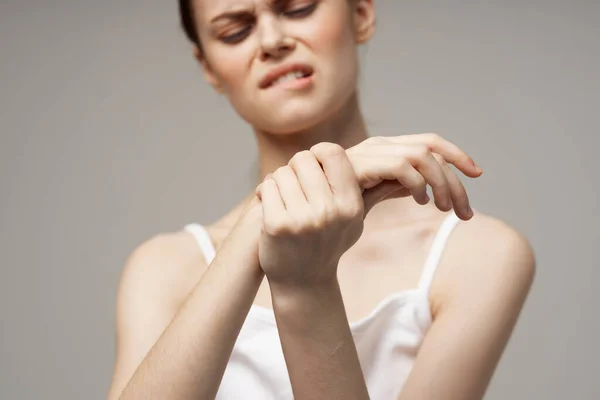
[193, 0, 375, 134]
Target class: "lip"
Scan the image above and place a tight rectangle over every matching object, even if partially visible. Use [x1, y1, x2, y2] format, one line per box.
[259, 63, 314, 89]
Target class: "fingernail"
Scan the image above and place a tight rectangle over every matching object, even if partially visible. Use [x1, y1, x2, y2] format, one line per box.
[471, 159, 483, 173]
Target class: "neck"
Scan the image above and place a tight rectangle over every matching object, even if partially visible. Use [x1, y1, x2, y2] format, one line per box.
[253, 92, 369, 182]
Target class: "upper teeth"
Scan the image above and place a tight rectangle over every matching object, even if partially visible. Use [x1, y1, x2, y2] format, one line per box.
[272, 71, 305, 86]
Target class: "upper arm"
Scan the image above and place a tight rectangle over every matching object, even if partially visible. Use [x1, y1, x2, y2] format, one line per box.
[107, 232, 205, 400]
[399, 214, 536, 400]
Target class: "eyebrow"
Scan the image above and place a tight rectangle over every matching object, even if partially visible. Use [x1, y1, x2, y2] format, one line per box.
[208, 0, 290, 24]
[209, 6, 254, 23]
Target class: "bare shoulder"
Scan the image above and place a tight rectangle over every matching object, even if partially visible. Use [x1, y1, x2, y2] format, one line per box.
[431, 211, 536, 316]
[117, 229, 208, 310]
[399, 216, 537, 399]
[109, 230, 207, 398]
[451, 211, 536, 269]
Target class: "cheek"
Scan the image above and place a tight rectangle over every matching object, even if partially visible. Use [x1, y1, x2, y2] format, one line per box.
[206, 47, 263, 123]
[304, 8, 359, 86]
[306, 7, 353, 50]
[209, 48, 253, 93]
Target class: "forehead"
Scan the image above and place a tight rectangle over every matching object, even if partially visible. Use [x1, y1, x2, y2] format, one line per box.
[195, 0, 262, 19]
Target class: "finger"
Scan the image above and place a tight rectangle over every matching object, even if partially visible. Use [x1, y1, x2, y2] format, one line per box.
[366, 134, 483, 178]
[272, 166, 308, 211]
[433, 153, 473, 220]
[403, 146, 452, 211]
[288, 150, 332, 207]
[362, 146, 451, 211]
[394, 161, 429, 205]
[412, 185, 430, 206]
[372, 156, 430, 205]
[362, 181, 408, 216]
[310, 142, 362, 201]
[255, 173, 273, 199]
[347, 151, 431, 204]
[260, 177, 288, 231]
[348, 142, 473, 195]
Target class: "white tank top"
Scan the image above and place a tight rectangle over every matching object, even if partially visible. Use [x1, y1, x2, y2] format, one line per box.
[184, 211, 461, 400]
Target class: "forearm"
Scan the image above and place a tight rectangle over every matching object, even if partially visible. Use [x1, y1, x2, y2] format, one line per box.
[119, 206, 264, 400]
[269, 278, 370, 400]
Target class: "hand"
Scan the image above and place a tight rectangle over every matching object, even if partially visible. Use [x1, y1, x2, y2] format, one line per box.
[344, 134, 483, 220]
[255, 143, 364, 288]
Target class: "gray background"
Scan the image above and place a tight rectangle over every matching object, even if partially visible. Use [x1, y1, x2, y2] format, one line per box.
[1, 1, 598, 399]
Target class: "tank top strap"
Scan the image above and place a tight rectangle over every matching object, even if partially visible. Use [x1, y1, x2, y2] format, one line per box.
[417, 211, 462, 292]
[183, 223, 216, 265]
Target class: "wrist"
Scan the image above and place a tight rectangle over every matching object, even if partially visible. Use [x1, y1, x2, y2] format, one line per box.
[228, 197, 262, 241]
[269, 278, 344, 324]
[239, 196, 263, 224]
[268, 273, 339, 299]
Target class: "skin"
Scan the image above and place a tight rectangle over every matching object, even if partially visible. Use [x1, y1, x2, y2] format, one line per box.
[107, 1, 536, 399]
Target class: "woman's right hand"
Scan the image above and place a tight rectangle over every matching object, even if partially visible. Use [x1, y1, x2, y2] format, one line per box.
[340, 133, 483, 221]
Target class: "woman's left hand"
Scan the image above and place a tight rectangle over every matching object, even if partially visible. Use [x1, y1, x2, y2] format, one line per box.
[255, 143, 364, 289]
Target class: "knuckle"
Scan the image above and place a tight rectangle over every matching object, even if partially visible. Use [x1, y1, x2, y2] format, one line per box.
[411, 144, 431, 160]
[337, 200, 364, 221]
[311, 142, 345, 158]
[289, 150, 314, 167]
[264, 215, 304, 237]
[366, 135, 387, 145]
[273, 165, 291, 180]
[394, 156, 410, 171]
[312, 204, 330, 222]
[309, 141, 328, 154]
[271, 167, 283, 180]
[286, 221, 304, 236]
[308, 203, 334, 229]
[424, 132, 442, 142]
[432, 152, 447, 165]
[309, 216, 326, 231]
[412, 173, 427, 187]
[293, 212, 320, 235]
[264, 220, 288, 237]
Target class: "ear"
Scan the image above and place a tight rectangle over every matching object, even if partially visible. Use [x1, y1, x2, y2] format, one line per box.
[194, 47, 225, 94]
[353, 0, 376, 44]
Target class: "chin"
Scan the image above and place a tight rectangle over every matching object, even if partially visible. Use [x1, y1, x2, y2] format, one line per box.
[248, 91, 351, 135]
[260, 105, 329, 135]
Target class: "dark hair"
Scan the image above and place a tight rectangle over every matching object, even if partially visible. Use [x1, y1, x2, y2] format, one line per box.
[179, 0, 200, 47]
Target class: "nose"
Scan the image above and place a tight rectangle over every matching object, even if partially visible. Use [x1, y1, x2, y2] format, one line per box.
[257, 14, 295, 61]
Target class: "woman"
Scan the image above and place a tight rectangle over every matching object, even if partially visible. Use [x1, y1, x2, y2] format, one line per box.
[108, 1, 536, 399]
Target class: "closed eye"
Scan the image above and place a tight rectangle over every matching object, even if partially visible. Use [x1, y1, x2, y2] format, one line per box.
[221, 25, 253, 44]
[282, 2, 318, 18]
[218, 2, 317, 44]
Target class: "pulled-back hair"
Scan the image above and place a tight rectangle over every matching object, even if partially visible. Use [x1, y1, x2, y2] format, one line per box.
[179, 0, 200, 46]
